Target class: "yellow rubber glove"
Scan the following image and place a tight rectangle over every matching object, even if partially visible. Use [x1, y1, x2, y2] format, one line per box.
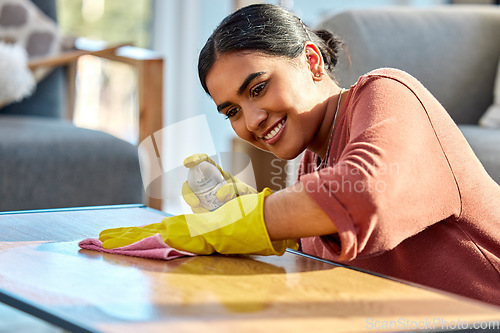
[182, 153, 257, 213]
[99, 188, 297, 255]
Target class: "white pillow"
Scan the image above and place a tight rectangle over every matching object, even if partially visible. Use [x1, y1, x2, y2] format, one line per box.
[0, 0, 61, 107]
[0, 0, 61, 60]
[479, 58, 500, 129]
[0, 41, 35, 107]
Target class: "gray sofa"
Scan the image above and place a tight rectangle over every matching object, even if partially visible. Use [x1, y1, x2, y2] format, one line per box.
[0, 0, 144, 211]
[318, 5, 500, 184]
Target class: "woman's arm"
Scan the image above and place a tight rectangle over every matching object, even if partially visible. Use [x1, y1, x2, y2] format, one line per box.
[263, 181, 337, 240]
[264, 72, 461, 261]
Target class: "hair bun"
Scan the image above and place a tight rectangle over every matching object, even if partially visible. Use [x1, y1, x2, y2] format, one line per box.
[313, 29, 343, 70]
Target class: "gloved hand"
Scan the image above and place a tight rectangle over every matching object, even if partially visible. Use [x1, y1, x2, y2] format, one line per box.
[99, 188, 298, 255]
[182, 153, 257, 213]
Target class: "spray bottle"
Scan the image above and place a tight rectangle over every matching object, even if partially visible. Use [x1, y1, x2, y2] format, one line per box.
[187, 161, 227, 211]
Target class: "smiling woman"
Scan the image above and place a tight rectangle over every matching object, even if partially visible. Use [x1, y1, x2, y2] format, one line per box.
[98, 3, 500, 307]
[196, 3, 500, 305]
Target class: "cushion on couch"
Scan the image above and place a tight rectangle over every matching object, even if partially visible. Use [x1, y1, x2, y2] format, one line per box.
[458, 124, 500, 184]
[0, 0, 65, 117]
[479, 57, 500, 129]
[0, 115, 143, 211]
[0, 0, 61, 90]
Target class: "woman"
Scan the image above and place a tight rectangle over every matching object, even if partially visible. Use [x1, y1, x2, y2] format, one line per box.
[99, 4, 500, 305]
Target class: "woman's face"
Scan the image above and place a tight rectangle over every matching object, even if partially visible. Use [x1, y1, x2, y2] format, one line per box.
[205, 50, 327, 160]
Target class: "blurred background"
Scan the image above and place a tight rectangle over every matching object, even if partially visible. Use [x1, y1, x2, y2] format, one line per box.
[56, 0, 496, 151]
[55, 0, 498, 211]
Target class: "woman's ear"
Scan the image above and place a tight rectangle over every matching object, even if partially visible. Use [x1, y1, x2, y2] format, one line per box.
[304, 42, 325, 81]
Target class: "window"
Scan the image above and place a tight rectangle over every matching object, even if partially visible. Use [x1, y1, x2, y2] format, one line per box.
[56, 0, 152, 144]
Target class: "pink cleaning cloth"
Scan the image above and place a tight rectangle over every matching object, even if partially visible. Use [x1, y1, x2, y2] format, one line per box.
[78, 234, 196, 260]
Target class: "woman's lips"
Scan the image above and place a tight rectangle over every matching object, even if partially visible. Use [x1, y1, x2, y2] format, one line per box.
[262, 118, 286, 145]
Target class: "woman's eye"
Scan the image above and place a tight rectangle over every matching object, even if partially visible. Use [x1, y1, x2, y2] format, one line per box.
[225, 107, 240, 119]
[250, 82, 267, 98]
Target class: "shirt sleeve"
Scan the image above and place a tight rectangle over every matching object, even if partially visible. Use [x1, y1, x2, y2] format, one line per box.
[299, 74, 461, 261]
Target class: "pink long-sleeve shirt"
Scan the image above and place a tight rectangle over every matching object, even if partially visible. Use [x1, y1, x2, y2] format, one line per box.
[298, 68, 500, 306]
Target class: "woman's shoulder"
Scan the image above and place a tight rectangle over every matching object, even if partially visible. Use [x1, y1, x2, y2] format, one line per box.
[348, 67, 430, 105]
[353, 67, 423, 90]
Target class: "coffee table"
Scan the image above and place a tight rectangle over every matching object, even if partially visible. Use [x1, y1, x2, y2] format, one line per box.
[1, 204, 499, 332]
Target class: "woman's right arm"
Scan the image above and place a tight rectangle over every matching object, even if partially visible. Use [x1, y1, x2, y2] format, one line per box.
[264, 72, 461, 261]
[263, 181, 338, 241]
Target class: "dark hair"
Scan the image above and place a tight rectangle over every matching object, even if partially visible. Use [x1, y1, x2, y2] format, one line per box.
[198, 3, 343, 94]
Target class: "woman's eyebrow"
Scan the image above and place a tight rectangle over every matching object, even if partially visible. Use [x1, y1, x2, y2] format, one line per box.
[217, 102, 232, 113]
[216, 71, 267, 113]
[237, 71, 266, 95]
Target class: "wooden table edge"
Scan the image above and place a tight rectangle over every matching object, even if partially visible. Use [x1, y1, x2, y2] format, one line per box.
[1, 205, 498, 332]
[0, 203, 165, 216]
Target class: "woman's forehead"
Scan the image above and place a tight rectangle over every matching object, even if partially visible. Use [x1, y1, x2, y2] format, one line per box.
[207, 51, 296, 86]
[214, 51, 274, 68]
[206, 52, 270, 91]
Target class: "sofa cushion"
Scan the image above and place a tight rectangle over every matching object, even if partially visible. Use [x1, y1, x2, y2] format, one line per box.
[0, 0, 61, 67]
[459, 124, 500, 184]
[0, 115, 143, 211]
[479, 57, 500, 129]
[0, 0, 61, 90]
[0, 0, 65, 118]
[318, 6, 500, 125]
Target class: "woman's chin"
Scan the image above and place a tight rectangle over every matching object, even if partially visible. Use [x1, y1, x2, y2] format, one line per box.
[246, 140, 302, 160]
[270, 148, 302, 161]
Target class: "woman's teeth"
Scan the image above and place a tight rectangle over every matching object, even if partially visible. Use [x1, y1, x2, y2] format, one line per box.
[264, 119, 285, 140]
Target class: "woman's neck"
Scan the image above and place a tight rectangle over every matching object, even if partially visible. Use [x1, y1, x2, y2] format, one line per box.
[308, 84, 344, 159]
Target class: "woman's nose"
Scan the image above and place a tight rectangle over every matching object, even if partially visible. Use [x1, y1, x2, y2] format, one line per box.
[244, 106, 268, 132]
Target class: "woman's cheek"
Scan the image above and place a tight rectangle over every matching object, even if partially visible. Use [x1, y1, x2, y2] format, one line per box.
[231, 121, 270, 151]
[232, 121, 253, 142]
